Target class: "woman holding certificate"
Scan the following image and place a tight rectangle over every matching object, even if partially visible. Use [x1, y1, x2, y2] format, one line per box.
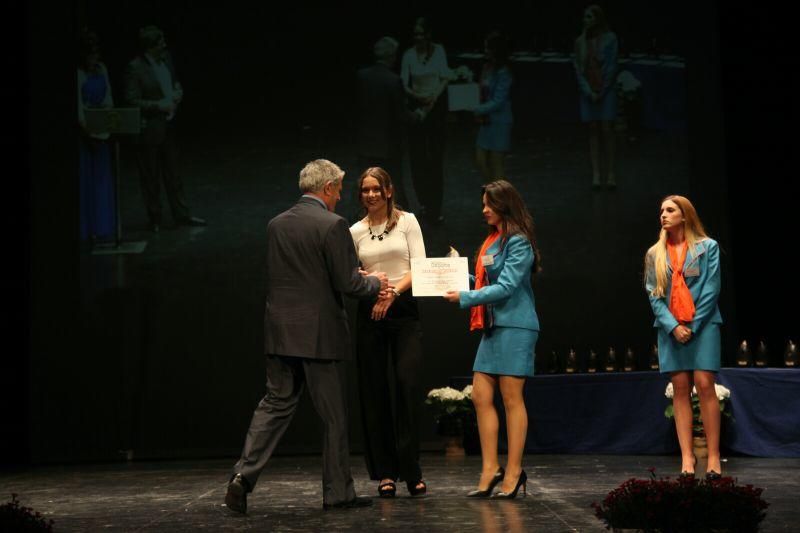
[350, 167, 428, 498]
[444, 179, 540, 499]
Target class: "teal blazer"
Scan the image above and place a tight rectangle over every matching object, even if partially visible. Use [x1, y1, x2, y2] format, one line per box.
[459, 234, 539, 331]
[646, 238, 723, 335]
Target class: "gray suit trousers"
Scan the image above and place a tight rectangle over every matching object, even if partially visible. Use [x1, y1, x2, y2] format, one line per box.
[233, 354, 355, 505]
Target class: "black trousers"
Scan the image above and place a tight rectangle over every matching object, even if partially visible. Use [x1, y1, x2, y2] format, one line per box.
[407, 97, 447, 220]
[135, 124, 189, 225]
[356, 292, 423, 483]
[233, 354, 356, 505]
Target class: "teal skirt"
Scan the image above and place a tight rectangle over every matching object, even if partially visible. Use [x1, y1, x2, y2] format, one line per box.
[658, 323, 720, 373]
[473, 326, 537, 377]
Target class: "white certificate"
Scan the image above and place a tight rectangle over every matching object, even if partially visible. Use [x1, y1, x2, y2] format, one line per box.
[411, 257, 469, 297]
[447, 83, 480, 111]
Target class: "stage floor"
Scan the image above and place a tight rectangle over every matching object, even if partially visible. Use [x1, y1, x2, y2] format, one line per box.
[1, 454, 796, 531]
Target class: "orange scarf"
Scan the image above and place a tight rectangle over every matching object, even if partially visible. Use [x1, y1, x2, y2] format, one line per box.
[667, 240, 696, 324]
[469, 232, 501, 331]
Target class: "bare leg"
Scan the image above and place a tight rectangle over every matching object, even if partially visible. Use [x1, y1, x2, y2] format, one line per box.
[488, 150, 506, 180]
[694, 370, 722, 474]
[498, 375, 527, 493]
[671, 371, 695, 473]
[589, 122, 601, 186]
[602, 120, 616, 185]
[476, 147, 491, 181]
[472, 372, 500, 489]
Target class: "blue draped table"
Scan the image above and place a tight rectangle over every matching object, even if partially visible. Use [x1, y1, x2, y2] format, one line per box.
[450, 52, 687, 132]
[450, 368, 800, 457]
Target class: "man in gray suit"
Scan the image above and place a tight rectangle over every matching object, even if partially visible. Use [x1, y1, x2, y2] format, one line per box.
[124, 25, 206, 232]
[225, 159, 388, 513]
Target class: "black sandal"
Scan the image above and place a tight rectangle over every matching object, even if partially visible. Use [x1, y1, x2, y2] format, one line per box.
[378, 480, 396, 498]
[407, 479, 427, 496]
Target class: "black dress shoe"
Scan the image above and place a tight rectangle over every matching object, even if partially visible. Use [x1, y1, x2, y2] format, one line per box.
[177, 216, 207, 227]
[378, 480, 396, 498]
[225, 473, 249, 514]
[406, 479, 427, 496]
[322, 496, 373, 510]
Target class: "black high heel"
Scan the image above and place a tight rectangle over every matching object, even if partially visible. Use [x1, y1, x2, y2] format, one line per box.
[466, 467, 505, 497]
[492, 470, 527, 499]
[406, 479, 427, 496]
[378, 480, 396, 498]
[705, 470, 722, 481]
[679, 453, 697, 477]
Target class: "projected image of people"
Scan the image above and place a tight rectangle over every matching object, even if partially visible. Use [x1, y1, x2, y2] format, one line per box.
[573, 5, 619, 190]
[78, 28, 115, 245]
[355, 37, 422, 210]
[124, 25, 206, 232]
[474, 31, 513, 182]
[401, 17, 451, 225]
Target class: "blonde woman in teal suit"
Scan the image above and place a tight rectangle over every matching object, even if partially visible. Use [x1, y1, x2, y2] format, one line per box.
[444, 180, 540, 499]
[645, 195, 723, 479]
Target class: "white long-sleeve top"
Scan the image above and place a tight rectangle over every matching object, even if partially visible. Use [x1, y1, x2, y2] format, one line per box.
[350, 212, 426, 286]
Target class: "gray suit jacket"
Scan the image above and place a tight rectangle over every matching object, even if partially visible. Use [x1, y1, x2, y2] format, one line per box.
[355, 63, 415, 159]
[123, 53, 180, 144]
[263, 196, 380, 360]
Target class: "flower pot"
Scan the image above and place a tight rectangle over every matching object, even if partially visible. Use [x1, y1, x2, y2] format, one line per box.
[693, 435, 708, 458]
[444, 435, 465, 457]
[462, 416, 481, 455]
[436, 415, 464, 437]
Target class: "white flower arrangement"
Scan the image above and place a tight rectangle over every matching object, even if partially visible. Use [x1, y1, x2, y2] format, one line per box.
[462, 384, 473, 400]
[427, 386, 466, 402]
[447, 65, 474, 83]
[616, 70, 642, 93]
[664, 382, 733, 431]
[664, 383, 731, 401]
[425, 385, 474, 421]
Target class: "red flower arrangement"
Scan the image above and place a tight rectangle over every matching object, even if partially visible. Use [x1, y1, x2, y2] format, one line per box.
[0, 494, 54, 532]
[591, 469, 769, 531]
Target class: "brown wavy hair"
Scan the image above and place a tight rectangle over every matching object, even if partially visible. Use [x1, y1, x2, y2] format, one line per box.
[480, 179, 541, 273]
[357, 167, 404, 230]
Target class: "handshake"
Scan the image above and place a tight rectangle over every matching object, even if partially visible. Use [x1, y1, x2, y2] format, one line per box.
[359, 269, 393, 297]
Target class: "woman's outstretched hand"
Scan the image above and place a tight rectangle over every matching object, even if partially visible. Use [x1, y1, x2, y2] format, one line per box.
[443, 291, 460, 303]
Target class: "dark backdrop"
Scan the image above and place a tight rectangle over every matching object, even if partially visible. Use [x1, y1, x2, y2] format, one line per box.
[6, 1, 797, 467]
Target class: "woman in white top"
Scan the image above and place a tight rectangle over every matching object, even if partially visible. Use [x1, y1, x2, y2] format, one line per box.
[400, 17, 451, 225]
[350, 167, 427, 498]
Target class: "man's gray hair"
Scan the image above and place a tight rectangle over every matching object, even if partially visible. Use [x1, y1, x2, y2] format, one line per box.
[373, 36, 398, 63]
[298, 159, 344, 193]
[139, 25, 164, 52]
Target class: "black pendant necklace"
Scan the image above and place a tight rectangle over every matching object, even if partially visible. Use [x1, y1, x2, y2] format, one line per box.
[368, 223, 390, 241]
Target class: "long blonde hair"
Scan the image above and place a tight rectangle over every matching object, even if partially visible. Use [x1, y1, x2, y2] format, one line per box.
[645, 195, 708, 297]
[574, 5, 610, 73]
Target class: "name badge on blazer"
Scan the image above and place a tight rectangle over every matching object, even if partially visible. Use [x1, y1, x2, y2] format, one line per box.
[481, 255, 495, 266]
[685, 266, 700, 277]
